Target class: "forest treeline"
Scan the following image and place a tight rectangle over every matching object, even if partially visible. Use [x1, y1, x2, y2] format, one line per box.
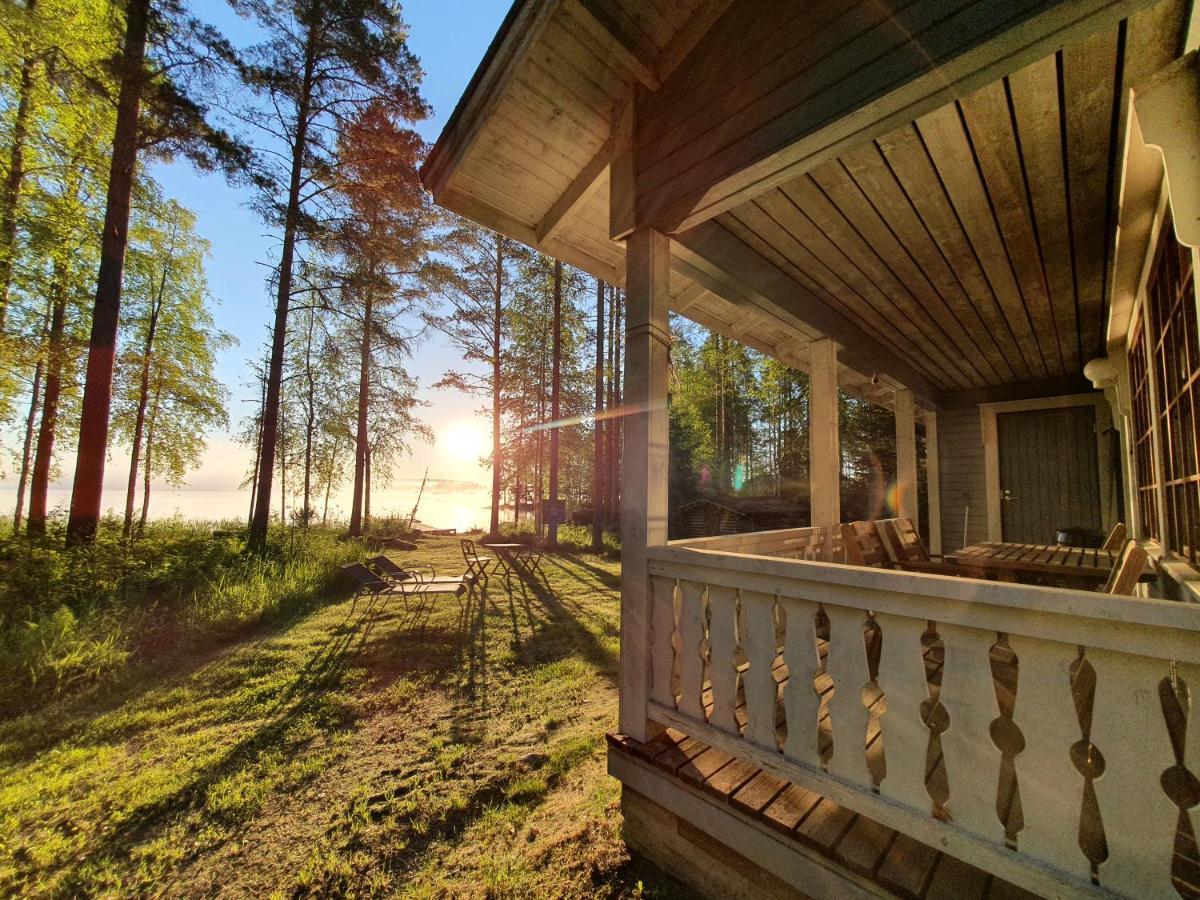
[0, 0, 908, 556]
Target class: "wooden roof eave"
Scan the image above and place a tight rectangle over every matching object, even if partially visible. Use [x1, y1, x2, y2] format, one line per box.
[421, 0, 553, 204]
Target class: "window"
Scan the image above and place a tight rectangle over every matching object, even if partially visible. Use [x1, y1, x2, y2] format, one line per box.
[1129, 320, 1158, 540]
[1138, 210, 1200, 561]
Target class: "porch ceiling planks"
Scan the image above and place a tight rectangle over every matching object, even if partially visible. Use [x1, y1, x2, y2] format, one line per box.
[632, 0, 1160, 234]
[424, 0, 1188, 406]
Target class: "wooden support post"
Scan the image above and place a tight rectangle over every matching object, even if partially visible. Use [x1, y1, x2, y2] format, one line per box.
[620, 227, 670, 742]
[895, 388, 918, 522]
[925, 410, 942, 556]
[809, 339, 840, 531]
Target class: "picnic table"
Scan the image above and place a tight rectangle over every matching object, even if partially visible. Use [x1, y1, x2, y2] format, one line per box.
[482, 542, 544, 579]
[945, 541, 1152, 589]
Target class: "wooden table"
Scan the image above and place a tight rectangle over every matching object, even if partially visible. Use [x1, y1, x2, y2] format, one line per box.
[945, 541, 1149, 589]
[482, 543, 542, 578]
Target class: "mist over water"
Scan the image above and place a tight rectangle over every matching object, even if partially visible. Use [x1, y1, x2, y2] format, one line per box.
[0, 480, 493, 533]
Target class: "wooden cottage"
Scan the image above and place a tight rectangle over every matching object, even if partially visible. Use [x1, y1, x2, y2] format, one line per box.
[422, 1, 1200, 896]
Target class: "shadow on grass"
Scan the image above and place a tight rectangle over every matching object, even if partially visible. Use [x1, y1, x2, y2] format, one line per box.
[48, 592, 458, 894]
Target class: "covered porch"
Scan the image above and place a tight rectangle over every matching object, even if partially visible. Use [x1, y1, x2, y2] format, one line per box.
[422, 0, 1200, 895]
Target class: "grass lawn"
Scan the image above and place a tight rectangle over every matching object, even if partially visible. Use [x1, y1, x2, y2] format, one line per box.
[0, 536, 694, 898]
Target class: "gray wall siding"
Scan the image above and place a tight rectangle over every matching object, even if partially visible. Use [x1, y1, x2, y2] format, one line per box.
[938, 406, 988, 552]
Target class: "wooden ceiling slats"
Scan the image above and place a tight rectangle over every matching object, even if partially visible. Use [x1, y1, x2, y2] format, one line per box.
[836, 143, 1017, 385]
[874, 123, 1035, 384]
[486, 106, 591, 183]
[531, 18, 628, 116]
[638, 0, 909, 201]
[915, 104, 1051, 381]
[433, 1, 1189, 399]
[1007, 56, 1079, 378]
[636, 0, 856, 161]
[452, 167, 548, 226]
[509, 71, 610, 150]
[720, 204, 954, 387]
[958, 79, 1067, 377]
[606, 0, 674, 52]
[1062, 30, 1121, 366]
[786, 171, 990, 388]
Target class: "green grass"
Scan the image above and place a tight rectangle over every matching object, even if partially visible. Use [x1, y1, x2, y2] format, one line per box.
[0, 536, 693, 898]
[0, 521, 366, 712]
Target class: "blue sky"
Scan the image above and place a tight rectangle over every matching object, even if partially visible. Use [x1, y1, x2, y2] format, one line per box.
[2, 0, 513, 524]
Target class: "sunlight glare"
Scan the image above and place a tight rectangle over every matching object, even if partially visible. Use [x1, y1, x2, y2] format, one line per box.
[442, 423, 488, 463]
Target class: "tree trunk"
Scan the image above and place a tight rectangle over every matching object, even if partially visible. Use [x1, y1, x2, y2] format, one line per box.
[138, 384, 160, 533]
[13, 359, 44, 532]
[13, 301, 50, 530]
[247, 365, 265, 527]
[321, 440, 336, 526]
[592, 277, 605, 549]
[65, 0, 150, 545]
[249, 25, 318, 550]
[0, 0, 37, 331]
[489, 239, 503, 537]
[610, 288, 622, 524]
[548, 259, 562, 547]
[349, 286, 372, 536]
[123, 260, 168, 537]
[363, 443, 371, 530]
[27, 267, 69, 536]
[301, 306, 315, 527]
[279, 407, 286, 527]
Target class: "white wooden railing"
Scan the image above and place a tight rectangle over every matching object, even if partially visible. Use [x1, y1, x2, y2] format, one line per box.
[642, 533, 1200, 900]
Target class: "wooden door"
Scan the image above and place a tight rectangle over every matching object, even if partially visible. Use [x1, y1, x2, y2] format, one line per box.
[997, 405, 1101, 543]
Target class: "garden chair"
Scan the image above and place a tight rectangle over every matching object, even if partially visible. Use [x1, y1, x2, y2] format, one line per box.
[1101, 522, 1128, 552]
[340, 562, 466, 611]
[1101, 540, 1149, 596]
[840, 521, 892, 568]
[460, 539, 493, 584]
[878, 518, 966, 576]
[366, 555, 466, 588]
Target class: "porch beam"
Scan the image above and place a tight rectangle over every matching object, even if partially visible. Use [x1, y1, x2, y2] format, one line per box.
[634, 0, 1158, 235]
[673, 220, 943, 407]
[440, 186, 624, 285]
[895, 389, 918, 522]
[620, 227, 671, 742]
[925, 410, 943, 555]
[536, 139, 610, 244]
[809, 339, 841, 531]
[672, 281, 707, 313]
[1134, 51, 1200, 248]
[570, 0, 660, 90]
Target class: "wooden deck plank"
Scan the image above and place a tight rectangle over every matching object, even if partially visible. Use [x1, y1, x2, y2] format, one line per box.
[836, 813, 898, 877]
[679, 746, 734, 787]
[795, 798, 857, 851]
[926, 853, 991, 900]
[762, 782, 822, 835]
[730, 770, 788, 816]
[877, 832, 941, 898]
[701, 755, 761, 801]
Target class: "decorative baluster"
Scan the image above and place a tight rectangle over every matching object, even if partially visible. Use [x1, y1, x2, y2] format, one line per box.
[824, 604, 873, 786]
[707, 585, 739, 733]
[875, 612, 931, 812]
[677, 580, 708, 721]
[782, 596, 821, 767]
[937, 622, 1004, 841]
[649, 575, 678, 709]
[741, 589, 779, 750]
[1006, 633, 1089, 879]
[1089, 648, 1177, 899]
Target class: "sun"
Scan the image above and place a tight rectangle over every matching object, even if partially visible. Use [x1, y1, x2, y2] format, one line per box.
[441, 423, 489, 463]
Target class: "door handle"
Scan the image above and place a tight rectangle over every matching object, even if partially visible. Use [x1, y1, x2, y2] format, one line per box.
[1001, 489, 1018, 502]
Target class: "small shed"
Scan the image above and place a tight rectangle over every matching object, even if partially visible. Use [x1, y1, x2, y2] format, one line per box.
[677, 496, 809, 538]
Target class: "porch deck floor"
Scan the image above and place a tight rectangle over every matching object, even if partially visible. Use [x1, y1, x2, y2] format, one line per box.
[612, 635, 1200, 898]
